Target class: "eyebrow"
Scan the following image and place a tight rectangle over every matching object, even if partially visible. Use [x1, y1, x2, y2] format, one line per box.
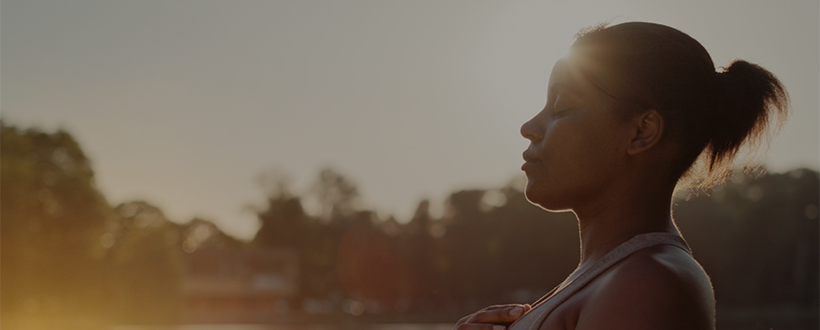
[548, 73, 579, 95]
[576, 68, 619, 100]
[576, 63, 654, 110]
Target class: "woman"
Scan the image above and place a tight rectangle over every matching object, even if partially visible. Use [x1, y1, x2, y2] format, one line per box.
[454, 22, 788, 330]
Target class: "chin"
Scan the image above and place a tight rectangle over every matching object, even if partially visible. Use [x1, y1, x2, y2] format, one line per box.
[524, 187, 573, 213]
[535, 202, 574, 214]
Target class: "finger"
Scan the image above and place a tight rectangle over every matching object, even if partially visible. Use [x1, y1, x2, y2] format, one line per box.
[455, 314, 472, 327]
[481, 303, 527, 312]
[456, 307, 504, 327]
[455, 304, 532, 328]
[469, 305, 528, 324]
[454, 323, 509, 330]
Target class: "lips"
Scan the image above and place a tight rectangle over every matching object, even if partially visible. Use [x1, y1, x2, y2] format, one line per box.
[523, 152, 538, 163]
[521, 161, 539, 172]
[521, 150, 541, 171]
[522, 149, 542, 163]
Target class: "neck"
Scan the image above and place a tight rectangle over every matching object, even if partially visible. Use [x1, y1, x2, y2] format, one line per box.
[574, 180, 679, 268]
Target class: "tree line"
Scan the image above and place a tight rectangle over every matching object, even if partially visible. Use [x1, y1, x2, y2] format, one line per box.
[1, 122, 817, 329]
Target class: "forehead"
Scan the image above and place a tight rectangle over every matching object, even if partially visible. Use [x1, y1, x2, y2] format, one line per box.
[547, 59, 574, 89]
[548, 57, 616, 100]
[560, 44, 636, 102]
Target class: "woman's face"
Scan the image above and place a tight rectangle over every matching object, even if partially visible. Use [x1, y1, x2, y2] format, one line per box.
[520, 57, 634, 211]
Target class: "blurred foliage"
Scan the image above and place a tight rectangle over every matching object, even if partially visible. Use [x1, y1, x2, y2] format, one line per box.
[1, 122, 817, 329]
[1, 122, 112, 329]
[2, 123, 202, 328]
[105, 201, 183, 324]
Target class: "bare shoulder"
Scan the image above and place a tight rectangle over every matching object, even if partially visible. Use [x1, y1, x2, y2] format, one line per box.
[575, 245, 715, 330]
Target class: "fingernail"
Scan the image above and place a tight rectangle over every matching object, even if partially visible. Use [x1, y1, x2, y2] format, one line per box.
[509, 307, 523, 317]
[493, 326, 505, 330]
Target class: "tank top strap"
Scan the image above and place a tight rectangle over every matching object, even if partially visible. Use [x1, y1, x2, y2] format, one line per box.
[509, 232, 690, 330]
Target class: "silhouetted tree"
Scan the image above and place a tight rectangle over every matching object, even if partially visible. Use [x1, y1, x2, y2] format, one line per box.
[1, 122, 113, 328]
[311, 167, 361, 222]
[105, 201, 183, 324]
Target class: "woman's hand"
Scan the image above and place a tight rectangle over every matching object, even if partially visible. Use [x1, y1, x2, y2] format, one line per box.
[453, 304, 532, 330]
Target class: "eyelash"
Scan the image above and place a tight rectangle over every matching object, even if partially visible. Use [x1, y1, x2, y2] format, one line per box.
[552, 94, 574, 116]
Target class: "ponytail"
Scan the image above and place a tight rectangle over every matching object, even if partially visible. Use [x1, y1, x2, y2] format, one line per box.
[702, 60, 789, 184]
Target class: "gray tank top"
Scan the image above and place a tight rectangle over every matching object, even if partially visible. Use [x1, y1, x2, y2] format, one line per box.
[508, 232, 691, 330]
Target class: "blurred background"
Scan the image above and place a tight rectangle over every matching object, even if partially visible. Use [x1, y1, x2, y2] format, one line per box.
[1, 1, 818, 330]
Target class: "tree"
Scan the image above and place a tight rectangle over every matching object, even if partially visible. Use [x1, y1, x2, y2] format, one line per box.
[311, 167, 361, 222]
[1, 122, 112, 328]
[105, 201, 184, 324]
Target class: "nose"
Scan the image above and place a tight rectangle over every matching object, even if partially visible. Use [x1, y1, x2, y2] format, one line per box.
[520, 111, 544, 142]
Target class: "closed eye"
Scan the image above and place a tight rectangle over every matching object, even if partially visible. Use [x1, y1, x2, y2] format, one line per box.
[552, 93, 578, 116]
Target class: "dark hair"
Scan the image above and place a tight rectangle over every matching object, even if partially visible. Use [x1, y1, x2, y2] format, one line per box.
[571, 22, 789, 189]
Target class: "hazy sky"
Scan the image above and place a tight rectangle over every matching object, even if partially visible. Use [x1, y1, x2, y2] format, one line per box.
[3, 0, 818, 239]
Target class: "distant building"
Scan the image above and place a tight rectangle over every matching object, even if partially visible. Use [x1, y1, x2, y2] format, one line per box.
[180, 246, 299, 323]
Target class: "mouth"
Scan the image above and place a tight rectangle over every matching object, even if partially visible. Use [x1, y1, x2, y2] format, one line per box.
[521, 151, 541, 171]
[522, 150, 540, 163]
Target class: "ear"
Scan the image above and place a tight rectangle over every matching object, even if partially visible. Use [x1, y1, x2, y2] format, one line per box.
[626, 110, 664, 156]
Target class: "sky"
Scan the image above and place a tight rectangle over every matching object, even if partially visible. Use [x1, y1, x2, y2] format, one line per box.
[3, 0, 818, 240]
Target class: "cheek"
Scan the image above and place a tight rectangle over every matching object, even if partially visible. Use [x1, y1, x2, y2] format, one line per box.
[568, 115, 626, 160]
[531, 122, 620, 192]
[542, 123, 587, 165]
[523, 140, 582, 208]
